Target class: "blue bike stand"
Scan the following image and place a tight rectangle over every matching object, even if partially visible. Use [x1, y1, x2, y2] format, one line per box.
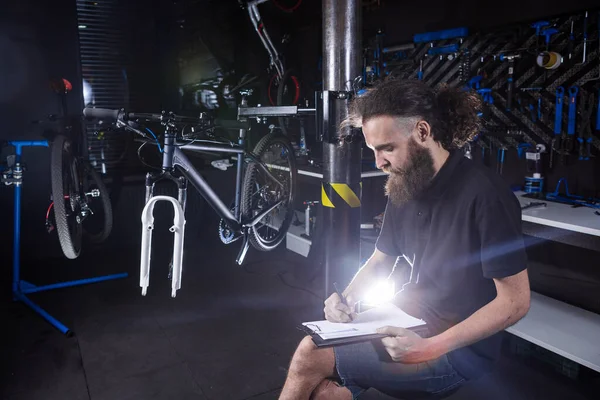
[7, 141, 128, 336]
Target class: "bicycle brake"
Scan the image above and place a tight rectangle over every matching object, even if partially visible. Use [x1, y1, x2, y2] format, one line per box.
[45, 220, 55, 233]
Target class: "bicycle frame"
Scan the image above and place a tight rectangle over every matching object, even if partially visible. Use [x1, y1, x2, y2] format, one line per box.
[144, 126, 286, 236]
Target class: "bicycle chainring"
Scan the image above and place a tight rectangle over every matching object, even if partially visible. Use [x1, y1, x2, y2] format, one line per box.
[218, 218, 235, 244]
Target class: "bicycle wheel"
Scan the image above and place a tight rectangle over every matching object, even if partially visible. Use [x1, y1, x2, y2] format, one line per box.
[242, 133, 297, 251]
[50, 134, 82, 259]
[81, 160, 113, 244]
[276, 69, 301, 136]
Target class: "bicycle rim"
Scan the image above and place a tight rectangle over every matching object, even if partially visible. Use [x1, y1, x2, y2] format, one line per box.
[82, 161, 113, 244]
[50, 135, 82, 259]
[242, 133, 297, 251]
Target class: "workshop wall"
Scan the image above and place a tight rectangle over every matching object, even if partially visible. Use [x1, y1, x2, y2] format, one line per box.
[364, 3, 600, 199]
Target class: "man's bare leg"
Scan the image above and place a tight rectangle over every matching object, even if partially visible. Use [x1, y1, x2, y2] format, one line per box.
[279, 336, 352, 400]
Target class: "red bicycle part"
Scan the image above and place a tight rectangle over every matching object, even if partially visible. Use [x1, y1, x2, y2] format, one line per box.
[271, 0, 302, 12]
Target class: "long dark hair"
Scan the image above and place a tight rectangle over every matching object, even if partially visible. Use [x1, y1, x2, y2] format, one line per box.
[344, 78, 482, 149]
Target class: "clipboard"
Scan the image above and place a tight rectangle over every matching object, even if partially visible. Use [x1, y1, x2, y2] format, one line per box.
[298, 324, 429, 347]
[297, 303, 428, 348]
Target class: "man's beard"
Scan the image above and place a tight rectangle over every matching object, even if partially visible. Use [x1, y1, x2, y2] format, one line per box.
[384, 138, 436, 207]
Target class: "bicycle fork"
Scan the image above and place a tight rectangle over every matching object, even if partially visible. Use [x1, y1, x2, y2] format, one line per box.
[140, 172, 188, 297]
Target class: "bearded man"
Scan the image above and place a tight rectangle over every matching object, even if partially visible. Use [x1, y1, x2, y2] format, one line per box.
[278, 79, 531, 400]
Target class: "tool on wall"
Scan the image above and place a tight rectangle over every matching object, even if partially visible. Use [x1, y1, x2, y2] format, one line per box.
[477, 88, 494, 120]
[531, 21, 550, 50]
[497, 146, 506, 175]
[414, 27, 468, 80]
[597, 87, 600, 131]
[459, 49, 472, 84]
[576, 11, 588, 65]
[566, 86, 579, 154]
[536, 28, 562, 70]
[500, 53, 520, 111]
[427, 43, 460, 60]
[578, 92, 594, 161]
[551, 86, 565, 168]
[568, 18, 575, 61]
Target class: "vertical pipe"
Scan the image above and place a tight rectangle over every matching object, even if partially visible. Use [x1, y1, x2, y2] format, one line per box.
[322, 0, 362, 298]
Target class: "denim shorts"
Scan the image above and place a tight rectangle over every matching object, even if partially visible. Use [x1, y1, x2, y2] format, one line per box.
[333, 339, 466, 399]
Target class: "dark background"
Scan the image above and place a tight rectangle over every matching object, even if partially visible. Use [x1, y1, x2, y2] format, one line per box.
[1, 0, 600, 313]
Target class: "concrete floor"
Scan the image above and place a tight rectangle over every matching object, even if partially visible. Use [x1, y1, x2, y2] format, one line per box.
[1, 233, 599, 400]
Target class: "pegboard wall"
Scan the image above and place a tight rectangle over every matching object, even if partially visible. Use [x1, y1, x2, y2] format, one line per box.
[366, 8, 600, 195]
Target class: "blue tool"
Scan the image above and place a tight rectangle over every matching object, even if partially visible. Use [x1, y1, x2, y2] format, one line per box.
[531, 21, 550, 36]
[531, 21, 550, 49]
[427, 43, 459, 57]
[578, 93, 594, 160]
[554, 86, 564, 134]
[477, 88, 493, 104]
[568, 19, 575, 60]
[517, 143, 532, 159]
[500, 53, 520, 111]
[414, 27, 469, 43]
[417, 59, 423, 80]
[528, 103, 537, 122]
[547, 178, 600, 209]
[497, 147, 506, 175]
[566, 86, 578, 152]
[467, 76, 482, 90]
[541, 28, 559, 49]
[550, 86, 565, 168]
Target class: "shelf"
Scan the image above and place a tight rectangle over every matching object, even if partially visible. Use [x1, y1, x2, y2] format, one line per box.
[515, 191, 600, 237]
[506, 291, 600, 373]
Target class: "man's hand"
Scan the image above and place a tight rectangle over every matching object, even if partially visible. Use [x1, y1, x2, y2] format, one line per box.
[324, 293, 357, 323]
[376, 326, 440, 364]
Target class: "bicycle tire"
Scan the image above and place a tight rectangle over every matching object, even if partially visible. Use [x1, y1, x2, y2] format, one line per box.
[242, 133, 297, 251]
[50, 134, 82, 259]
[82, 161, 113, 244]
[276, 69, 301, 136]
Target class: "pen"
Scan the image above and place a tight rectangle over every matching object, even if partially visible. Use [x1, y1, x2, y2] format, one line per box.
[333, 282, 348, 306]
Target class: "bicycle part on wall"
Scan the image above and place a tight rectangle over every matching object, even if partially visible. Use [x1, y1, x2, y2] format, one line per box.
[242, 132, 297, 251]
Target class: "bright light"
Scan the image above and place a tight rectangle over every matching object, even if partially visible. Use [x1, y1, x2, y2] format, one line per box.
[362, 280, 395, 307]
[78, 25, 87, 29]
[82, 79, 93, 105]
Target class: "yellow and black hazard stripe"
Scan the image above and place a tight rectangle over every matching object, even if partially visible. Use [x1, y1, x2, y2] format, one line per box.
[321, 182, 362, 208]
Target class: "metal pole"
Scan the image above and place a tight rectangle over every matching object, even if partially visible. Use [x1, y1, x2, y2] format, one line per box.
[322, 0, 362, 297]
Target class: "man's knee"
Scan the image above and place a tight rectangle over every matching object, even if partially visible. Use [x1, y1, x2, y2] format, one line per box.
[289, 336, 335, 377]
[290, 336, 318, 371]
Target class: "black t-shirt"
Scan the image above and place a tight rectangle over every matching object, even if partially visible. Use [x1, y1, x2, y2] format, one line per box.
[376, 149, 527, 380]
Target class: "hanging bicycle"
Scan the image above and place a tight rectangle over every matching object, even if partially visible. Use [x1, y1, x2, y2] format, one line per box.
[82, 105, 298, 264]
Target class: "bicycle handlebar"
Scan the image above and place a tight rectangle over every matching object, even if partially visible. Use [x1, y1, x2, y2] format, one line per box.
[83, 107, 121, 120]
[83, 107, 250, 130]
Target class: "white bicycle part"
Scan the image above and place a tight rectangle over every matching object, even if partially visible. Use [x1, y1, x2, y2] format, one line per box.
[140, 195, 186, 298]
